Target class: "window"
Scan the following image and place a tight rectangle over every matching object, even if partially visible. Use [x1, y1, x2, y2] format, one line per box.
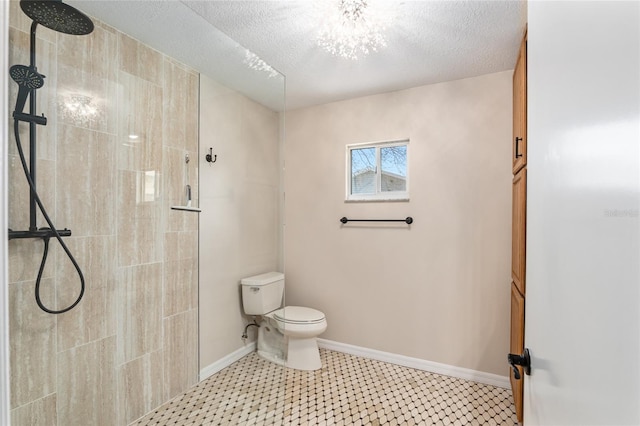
[346, 140, 409, 201]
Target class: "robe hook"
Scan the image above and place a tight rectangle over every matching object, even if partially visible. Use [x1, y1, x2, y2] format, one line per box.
[206, 147, 217, 164]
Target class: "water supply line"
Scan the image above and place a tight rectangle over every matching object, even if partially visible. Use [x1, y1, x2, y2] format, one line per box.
[241, 319, 260, 339]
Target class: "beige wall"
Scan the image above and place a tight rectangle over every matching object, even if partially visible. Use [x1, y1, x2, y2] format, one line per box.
[8, 3, 198, 424]
[284, 71, 512, 376]
[198, 75, 282, 369]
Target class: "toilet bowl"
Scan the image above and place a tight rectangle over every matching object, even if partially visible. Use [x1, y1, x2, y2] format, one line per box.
[268, 306, 327, 370]
[240, 272, 327, 371]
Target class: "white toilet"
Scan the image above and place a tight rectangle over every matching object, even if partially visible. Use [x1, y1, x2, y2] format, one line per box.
[241, 272, 327, 371]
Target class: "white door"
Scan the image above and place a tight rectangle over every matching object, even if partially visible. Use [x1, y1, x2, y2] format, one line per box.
[526, 2, 640, 425]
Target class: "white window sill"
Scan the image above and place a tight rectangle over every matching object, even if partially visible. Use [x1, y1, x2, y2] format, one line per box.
[345, 198, 410, 203]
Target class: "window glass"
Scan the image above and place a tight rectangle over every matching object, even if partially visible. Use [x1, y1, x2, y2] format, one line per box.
[351, 147, 376, 194]
[380, 145, 407, 192]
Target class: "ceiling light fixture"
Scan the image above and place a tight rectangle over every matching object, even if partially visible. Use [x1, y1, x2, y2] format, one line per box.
[317, 0, 390, 60]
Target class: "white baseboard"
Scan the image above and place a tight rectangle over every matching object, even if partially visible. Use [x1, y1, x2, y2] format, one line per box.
[317, 338, 510, 389]
[199, 342, 256, 381]
[200, 339, 510, 390]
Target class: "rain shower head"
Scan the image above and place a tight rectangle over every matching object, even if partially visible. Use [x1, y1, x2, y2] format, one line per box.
[20, 0, 94, 35]
[10, 64, 45, 114]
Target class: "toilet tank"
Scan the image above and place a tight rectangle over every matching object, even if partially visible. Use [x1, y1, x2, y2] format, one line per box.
[241, 272, 284, 315]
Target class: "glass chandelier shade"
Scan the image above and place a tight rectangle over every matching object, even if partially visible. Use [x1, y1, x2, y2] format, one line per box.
[317, 0, 390, 60]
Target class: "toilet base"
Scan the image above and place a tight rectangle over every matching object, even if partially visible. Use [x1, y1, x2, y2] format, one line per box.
[286, 337, 322, 371]
[255, 311, 326, 371]
[257, 320, 286, 365]
[257, 349, 286, 367]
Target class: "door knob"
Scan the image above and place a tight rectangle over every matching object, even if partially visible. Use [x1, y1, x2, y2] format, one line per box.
[508, 348, 531, 380]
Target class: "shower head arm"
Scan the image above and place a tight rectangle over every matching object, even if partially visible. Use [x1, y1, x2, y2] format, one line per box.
[10, 21, 45, 228]
[30, 20, 38, 68]
[29, 21, 39, 232]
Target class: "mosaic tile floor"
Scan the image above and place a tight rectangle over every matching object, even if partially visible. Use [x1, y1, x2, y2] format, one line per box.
[134, 349, 517, 425]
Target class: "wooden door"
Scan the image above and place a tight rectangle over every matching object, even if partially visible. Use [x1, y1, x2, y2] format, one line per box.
[510, 30, 527, 424]
[513, 36, 527, 174]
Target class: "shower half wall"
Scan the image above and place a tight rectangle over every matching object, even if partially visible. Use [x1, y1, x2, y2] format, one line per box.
[7, 2, 199, 424]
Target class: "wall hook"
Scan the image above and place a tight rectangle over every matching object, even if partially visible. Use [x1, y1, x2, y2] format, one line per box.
[205, 147, 217, 164]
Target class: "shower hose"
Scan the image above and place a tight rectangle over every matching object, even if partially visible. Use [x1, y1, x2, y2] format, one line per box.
[13, 119, 85, 314]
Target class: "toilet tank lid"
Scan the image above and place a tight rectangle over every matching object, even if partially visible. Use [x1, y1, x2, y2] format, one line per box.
[240, 271, 284, 286]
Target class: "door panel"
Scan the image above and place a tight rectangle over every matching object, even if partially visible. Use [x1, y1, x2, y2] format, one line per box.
[510, 282, 525, 423]
[511, 168, 527, 295]
[512, 35, 527, 174]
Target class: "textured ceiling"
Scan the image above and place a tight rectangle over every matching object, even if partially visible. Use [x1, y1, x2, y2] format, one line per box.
[70, 1, 527, 111]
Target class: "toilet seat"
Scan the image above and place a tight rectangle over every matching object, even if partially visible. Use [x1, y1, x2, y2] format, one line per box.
[272, 306, 325, 325]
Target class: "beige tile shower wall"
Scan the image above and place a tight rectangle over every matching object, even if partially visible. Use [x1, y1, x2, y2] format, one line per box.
[198, 75, 281, 370]
[7, 2, 199, 424]
[284, 71, 512, 376]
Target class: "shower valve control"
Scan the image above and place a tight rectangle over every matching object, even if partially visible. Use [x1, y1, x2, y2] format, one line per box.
[13, 111, 47, 126]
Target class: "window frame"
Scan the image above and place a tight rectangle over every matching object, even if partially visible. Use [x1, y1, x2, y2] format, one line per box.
[345, 139, 410, 202]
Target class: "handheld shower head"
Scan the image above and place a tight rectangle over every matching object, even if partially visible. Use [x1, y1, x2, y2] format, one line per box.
[10, 64, 44, 89]
[20, 0, 94, 35]
[10, 64, 45, 114]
